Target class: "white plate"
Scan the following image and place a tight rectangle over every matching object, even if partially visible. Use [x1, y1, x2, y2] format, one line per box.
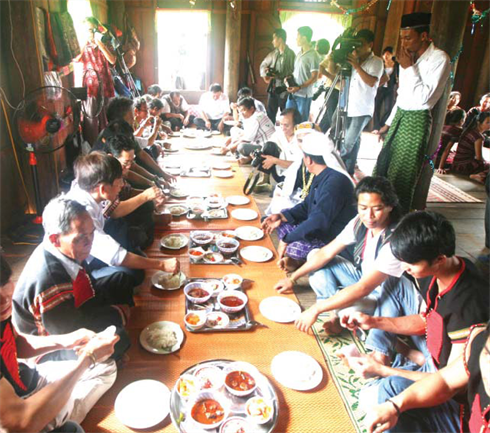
[184, 143, 212, 150]
[151, 271, 187, 291]
[240, 246, 273, 263]
[259, 296, 301, 323]
[271, 351, 323, 391]
[226, 195, 250, 206]
[206, 312, 230, 329]
[213, 162, 231, 170]
[214, 171, 234, 178]
[168, 205, 188, 217]
[234, 226, 264, 241]
[231, 209, 258, 221]
[224, 120, 237, 126]
[212, 148, 226, 155]
[211, 130, 221, 135]
[160, 234, 188, 249]
[140, 321, 184, 355]
[170, 189, 189, 199]
[115, 379, 170, 429]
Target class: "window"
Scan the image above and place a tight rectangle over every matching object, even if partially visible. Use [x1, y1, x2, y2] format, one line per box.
[67, 0, 93, 47]
[156, 10, 210, 91]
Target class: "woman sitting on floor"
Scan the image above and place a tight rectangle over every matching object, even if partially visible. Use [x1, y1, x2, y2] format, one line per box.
[435, 108, 465, 174]
[451, 111, 490, 183]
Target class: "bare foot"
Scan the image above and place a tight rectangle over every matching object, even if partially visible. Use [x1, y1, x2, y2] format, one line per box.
[368, 350, 390, 366]
[322, 315, 343, 335]
[395, 339, 425, 366]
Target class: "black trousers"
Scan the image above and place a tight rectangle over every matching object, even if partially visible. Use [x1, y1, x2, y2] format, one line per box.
[319, 88, 340, 133]
[266, 92, 288, 124]
[193, 117, 222, 131]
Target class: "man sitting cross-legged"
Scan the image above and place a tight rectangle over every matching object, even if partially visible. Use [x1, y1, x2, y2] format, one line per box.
[2, 256, 119, 433]
[274, 176, 412, 335]
[66, 152, 179, 286]
[341, 211, 489, 432]
[12, 197, 132, 362]
[262, 131, 356, 272]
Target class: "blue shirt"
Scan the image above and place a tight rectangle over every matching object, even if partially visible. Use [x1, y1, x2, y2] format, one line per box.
[282, 167, 356, 244]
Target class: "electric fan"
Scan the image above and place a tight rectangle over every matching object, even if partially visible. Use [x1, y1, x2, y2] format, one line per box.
[14, 86, 80, 224]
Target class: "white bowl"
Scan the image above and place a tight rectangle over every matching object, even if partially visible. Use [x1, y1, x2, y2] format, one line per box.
[188, 391, 230, 430]
[224, 365, 258, 397]
[194, 366, 225, 391]
[245, 396, 274, 424]
[184, 282, 212, 304]
[176, 374, 199, 400]
[216, 237, 240, 256]
[184, 311, 207, 331]
[222, 274, 243, 290]
[190, 230, 214, 246]
[189, 247, 205, 263]
[220, 417, 252, 433]
[218, 290, 248, 314]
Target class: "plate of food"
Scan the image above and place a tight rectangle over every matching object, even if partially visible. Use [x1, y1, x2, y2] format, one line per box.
[271, 351, 323, 391]
[203, 252, 225, 264]
[234, 226, 264, 241]
[212, 162, 231, 170]
[115, 379, 171, 429]
[211, 130, 221, 136]
[206, 312, 230, 329]
[140, 321, 184, 355]
[151, 271, 187, 291]
[231, 209, 258, 221]
[160, 234, 188, 250]
[240, 246, 273, 263]
[214, 171, 234, 178]
[170, 188, 189, 199]
[226, 195, 250, 206]
[259, 296, 301, 323]
[168, 204, 188, 217]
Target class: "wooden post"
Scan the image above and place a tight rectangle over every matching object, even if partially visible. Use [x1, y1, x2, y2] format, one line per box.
[474, 40, 489, 105]
[412, 0, 470, 210]
[224, 0, 242, 100]
[381, 0, 404, 51]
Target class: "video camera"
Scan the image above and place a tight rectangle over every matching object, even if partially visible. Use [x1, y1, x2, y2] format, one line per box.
[331, 27, 363, 69]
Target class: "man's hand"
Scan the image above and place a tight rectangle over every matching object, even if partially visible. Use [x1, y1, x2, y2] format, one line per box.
[143, 185, 162, 202]
[79, 328, 120, 365]
[373, 125, 390, 142]
[262, 214, 283, 234]
[183, 116, 190, 126]
[262, 155, 276, 170]
[287, 86, 300, 94]
[398, 47, 415, 69]
[366, 402, 400, 433]
[274, 277, 294, 294]
[176, 113, 184, 121]
[161, 258, 180, 275]
[295, 306, 319, 334]
[349, 355, 385, 379]
[62, 329, 96, 350]
[205, 120, 211, 130]
[340, 311, 375, 332]
[277, 240, 287, 260]
[346, 53, 360, 71]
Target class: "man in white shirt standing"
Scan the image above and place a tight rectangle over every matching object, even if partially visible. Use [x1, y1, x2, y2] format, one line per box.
[374, 13, 450, 214]
[194, 83, 230, 132]
[327, 29, 384, 175]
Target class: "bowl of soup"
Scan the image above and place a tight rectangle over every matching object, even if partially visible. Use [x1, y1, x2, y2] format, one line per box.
[245, 396, 274, 424]
[188, 391, 230, 430]
[218, 290, 248, 314]
[216, 238, 240, 257]
[190, 231, 214, 246]
[184, 282, 212, 304]
[224, 368, 257, 397]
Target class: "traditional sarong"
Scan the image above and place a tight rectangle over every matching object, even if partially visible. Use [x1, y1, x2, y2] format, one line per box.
[276, 222, 327, 261]
[374, 108, 432, 213]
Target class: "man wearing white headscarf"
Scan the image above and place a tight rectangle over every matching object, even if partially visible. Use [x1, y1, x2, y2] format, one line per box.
[262, 131, 356, 271]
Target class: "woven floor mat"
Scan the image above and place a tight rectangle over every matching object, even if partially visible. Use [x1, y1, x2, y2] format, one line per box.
[427, 175, 481, 203]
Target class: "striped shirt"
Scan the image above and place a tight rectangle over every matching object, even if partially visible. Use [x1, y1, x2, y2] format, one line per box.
[241, 111, 276, 147]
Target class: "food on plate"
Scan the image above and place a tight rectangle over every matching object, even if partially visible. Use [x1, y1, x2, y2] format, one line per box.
[191, 399, 225, 425]
[225, 371, 256, 392]
[146, 327, 178, 351]
[246, 397, 273, 424]
[163, 235, 185, 248]
[220, 296, 244, 308]
[203, 252, 224, 263]
[207, 209, 226, 218]
[169, 206, 186, 215]
[188, 288, 210, 298]
[157, 272, 181, 289]
[191, 206, 206, 216]
[220, 231, 236, 239]
[177, 375, 198, 399]
[189, 248, 204, 258]
[220, 417, 251, 433]
[222, 274, 243, 288]
[195, 366, 224, 390]
[206, 313, 228, 328]
[186, 313, 202, 326]
[170, 188, 187, 197]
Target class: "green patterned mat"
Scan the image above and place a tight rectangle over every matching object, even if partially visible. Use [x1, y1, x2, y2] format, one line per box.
[312, 313, 369, 433]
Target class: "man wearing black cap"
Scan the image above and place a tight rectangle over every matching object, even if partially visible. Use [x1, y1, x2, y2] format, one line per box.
[374, 12, 450, 214]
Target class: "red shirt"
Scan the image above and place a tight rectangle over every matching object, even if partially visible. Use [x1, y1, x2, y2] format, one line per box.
[77, 42, 115, 99]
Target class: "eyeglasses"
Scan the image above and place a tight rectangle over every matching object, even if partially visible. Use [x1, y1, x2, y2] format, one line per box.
[120, 159, 135, 168]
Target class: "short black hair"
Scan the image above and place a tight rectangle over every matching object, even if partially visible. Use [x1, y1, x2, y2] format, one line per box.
[0, 255, 12, 287]
[316, 38, 330, 55]
[356, 29, 375, 44]
[209, 83, 222, 93]
[445, 108, 465, 126]
[133, 97, 147, 111]
[237, 87, 253, 99]
[355, 176, 402, 223]
[390, 211, 456, 264]
[298, 26, 313, 43]
[237, 96, 255, 111]
[147, 84, 162, 97]
[74, 151, 123, 192]
[383, 46, 394, 54]
[106, 97, 134, 122]
[107, 134, 136, 158]
[106, 119, 135, 137]
[169, 91, 180, 99]
[303, 153, 325, 165]
[273, 28, 287, 42]
[280, 108, 302, 126]
[149, 98, 164, 111]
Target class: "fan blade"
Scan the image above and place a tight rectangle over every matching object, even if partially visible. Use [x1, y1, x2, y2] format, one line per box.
[18, 115, 51, 143]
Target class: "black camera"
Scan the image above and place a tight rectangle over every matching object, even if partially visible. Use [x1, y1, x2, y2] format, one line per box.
[331, 27, 363, 68]
[251, 149, 264, 168]
[266, 67, 277, 78]
[284, 75, 298, 88]
[312, 84, 327, 101]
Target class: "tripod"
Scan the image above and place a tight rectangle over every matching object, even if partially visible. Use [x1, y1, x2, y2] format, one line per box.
[112, 38, 140, 98]
[315, 65, 351, 153]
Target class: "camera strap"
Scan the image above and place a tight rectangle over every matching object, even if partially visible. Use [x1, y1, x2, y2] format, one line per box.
[243, 170, 261, 195]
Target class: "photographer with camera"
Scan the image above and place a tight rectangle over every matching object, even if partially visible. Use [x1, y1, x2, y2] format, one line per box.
[285, 26, 321, 123]
[260, 29, 296, 124]
[327, 29, 384, 176]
